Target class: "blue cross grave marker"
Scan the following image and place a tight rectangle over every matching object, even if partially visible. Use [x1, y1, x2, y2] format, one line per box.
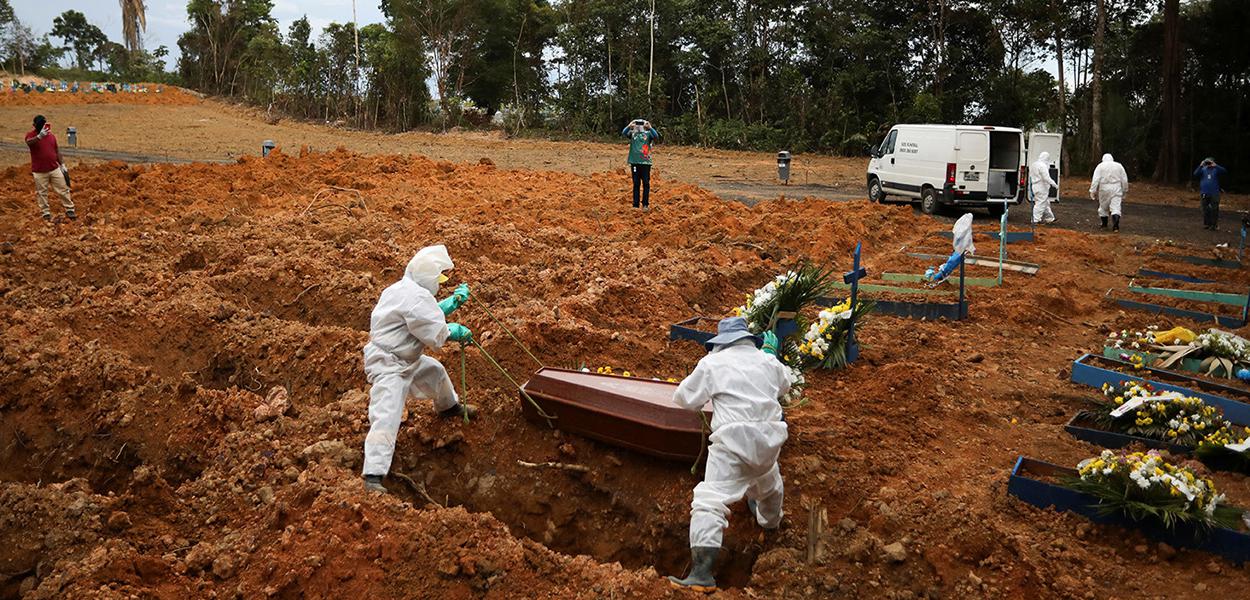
[842, 242, 868, 364]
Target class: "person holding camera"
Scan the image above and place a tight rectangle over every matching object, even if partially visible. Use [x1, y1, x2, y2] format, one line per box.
[24, 114, 75, 222]
[622, 118, 660, 210]
[1193, 157, 1228, 230]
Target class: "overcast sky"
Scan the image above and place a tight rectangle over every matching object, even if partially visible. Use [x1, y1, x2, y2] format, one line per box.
[11, 0, 387, 65]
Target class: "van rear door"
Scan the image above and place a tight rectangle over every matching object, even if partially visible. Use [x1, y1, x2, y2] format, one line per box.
[955, 130, 989, 196]
[1027, 133, 1063, 198]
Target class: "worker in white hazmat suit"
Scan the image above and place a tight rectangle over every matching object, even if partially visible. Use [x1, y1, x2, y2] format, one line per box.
[668, 317, 790, 592]
[361, 245, 476, 493]
[1029, 151, 1059, 225]
[1089, 153, 1129, 232]
[925, 213, 975, 283]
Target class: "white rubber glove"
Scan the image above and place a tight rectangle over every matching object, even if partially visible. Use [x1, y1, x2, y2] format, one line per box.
[36, 124, 49, 139]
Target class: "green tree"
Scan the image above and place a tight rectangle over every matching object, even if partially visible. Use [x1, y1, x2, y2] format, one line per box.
[51, 10, 109, 71]
[360, 22, 432, 129]
[152, 45, 170, 72]
[461, 0, 556, 118]
[4, 6, 63, 76]
[177, 0, 277, 95]
[385, 0, 482, 120]
[280, 17, 324, 118]
[319, 22, 363, 120]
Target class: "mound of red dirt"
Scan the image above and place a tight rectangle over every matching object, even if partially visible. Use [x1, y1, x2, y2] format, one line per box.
[0, 84, 200, 107]
[2, 149, 1249, 598]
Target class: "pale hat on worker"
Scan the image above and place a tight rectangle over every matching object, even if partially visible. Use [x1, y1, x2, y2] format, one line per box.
[404, 244, 454, 294]
[704, 317, 763, 351]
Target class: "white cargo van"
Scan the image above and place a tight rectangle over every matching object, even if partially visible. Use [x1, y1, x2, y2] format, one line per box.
[866, 124, 1027, 216]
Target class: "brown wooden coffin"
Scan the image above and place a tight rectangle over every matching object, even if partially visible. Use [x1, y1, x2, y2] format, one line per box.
[519, 368, 712, 462]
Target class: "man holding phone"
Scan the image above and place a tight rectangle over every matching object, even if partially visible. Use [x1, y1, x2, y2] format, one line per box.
[24, 115, 75, 222]
[1193, 157, 1228, 230]
[622, 118, 660, 210]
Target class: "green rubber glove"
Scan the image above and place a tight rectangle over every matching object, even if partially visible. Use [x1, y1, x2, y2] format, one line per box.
[448, 323, 473, 343]
[761, 331, 779, 356]
[437, 284, 471, 316]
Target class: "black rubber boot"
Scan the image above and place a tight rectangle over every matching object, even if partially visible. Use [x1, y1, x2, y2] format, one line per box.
[668, 546, 719, 592]
[1099, 216, 1108, 229]
[438, 403, 479, 420]
[363, 474, 387, 493]
[1112, 215, 1120, 232]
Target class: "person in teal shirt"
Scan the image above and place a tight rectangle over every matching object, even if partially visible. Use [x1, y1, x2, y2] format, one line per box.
[622, 119, 660, 209]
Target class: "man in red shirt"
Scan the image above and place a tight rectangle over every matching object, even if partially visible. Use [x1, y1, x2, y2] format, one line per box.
[25, 115, 75, 222]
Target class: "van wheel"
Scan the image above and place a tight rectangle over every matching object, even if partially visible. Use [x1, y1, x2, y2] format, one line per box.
[868, 178, 885, 203]
[987, 203, 1006, 218]
[920, 187, 941, 215]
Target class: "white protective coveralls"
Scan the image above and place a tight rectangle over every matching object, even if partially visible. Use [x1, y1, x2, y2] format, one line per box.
[1089, 153, 1129, 218]
[1030, 151, 1059, 224]
[952, 212, 976, 256]
[674, 340, 791, 548]
[362, 245, 459, 477]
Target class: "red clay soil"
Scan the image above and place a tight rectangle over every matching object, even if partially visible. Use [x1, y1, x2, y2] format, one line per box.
[3, 149, 1250, 599]
[0, 85, 200, 107]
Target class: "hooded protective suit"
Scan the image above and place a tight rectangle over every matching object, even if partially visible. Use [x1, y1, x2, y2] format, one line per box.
[674, 339, 791, 548]
[362, 245, 459, 477]
[1029, 151, 1059, 224]
[928, 214, 976, 282]
[1089, 153, 1129, 218]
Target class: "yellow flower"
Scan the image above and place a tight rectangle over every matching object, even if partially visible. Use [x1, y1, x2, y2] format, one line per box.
[622, 371, 632, 377]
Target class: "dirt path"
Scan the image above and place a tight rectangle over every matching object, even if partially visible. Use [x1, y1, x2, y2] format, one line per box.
[0, 101, 859, 189]
[3, 98, 1242, 208]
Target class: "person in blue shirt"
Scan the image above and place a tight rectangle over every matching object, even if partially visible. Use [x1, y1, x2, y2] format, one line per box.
[622, 119, 660, 210]
[1193, 158, 1229, 230]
